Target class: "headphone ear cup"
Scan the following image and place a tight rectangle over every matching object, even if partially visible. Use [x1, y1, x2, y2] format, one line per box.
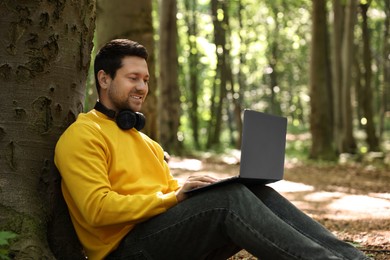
[115, 110, 146, 131]
[134, 112, 146, 131]
[116, 110, 137, 130]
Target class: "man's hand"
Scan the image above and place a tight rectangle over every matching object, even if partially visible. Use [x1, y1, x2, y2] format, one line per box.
[175, 175, 219, 202]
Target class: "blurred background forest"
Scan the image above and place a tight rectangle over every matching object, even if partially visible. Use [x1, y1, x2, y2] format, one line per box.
[0, 1, 389, 258]
[87, 0, 389, 164]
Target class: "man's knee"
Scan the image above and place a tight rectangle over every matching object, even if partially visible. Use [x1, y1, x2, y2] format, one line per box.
[187, 183, 249, 209]
[211, 183, 258, 207]
[208, 183, 250, 198]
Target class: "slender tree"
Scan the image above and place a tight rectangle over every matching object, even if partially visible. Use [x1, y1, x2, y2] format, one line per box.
[265, 2, 282, 116]
[159, 0, 181, 154]
[0, 0, 96, 258]
[309, 0, 335, 160]
[340, 0, 358, 154]
[207, 0, 228, 149]
[222, 1, 240, 148]
[183, 0, 201, 149]
[234, 0, 246, 149]
[331, 0, 345, 154]
[357, 1, 380, 151]
[381, 0, 390, 137]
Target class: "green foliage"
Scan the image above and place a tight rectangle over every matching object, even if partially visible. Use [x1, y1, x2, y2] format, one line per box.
[0, 231, 17, 260]
[85, 0, 388, 159]
[174, 0, 388, 159]
[175, 0, 314, 150]
[285, 122, 311, 161]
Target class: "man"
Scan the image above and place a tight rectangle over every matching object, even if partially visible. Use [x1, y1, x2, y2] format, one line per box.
[55, 39, 369, 260]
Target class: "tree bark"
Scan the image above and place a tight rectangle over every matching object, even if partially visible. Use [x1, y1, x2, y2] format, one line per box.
[340, 0, 357, 154]
[184, 0, 201, 149]
[331, 0, 345, 154]
[207, 0, 228, 149]
[222, 1, 240, 148]
[159, 0, 181, 154]
[358, 2, 380, 151]
[0, 0, 96, 258]
[266, 3, 282, 116]
[309, 0, 335, 160]
[235, 0, 246, 149]
[381, 0, 390, 137]
[96, 0, 159, 140]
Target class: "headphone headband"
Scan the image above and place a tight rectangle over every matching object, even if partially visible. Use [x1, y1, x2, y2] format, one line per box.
[94, 101, 116, 118]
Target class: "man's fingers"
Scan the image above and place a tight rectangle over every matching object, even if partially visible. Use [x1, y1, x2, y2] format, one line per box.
[187, 175, 218, 183]
[176, 175, 220, 202]
[184, 175, 219, 190]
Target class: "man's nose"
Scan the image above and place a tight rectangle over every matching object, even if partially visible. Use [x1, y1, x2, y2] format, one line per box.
[136, 80, 147, 90]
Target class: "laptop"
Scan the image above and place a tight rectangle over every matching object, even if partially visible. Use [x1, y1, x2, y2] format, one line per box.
[185, 109, 287, 193]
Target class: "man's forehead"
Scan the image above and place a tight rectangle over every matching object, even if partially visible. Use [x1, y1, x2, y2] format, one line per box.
[120, 57, 149, 74]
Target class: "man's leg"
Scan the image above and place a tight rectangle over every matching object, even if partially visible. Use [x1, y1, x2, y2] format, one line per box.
[107, 183, 369, 260]
[107, 184, 241, 260]
[247, 185, 370, 260]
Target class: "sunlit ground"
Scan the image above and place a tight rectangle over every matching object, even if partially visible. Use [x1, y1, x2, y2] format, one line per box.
[268, 181, 390, 220]
[169, 158, 204, 171]
[169, 157, 390, 221]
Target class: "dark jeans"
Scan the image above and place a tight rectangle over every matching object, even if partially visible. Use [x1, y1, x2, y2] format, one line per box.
[107, 183, 369, 260]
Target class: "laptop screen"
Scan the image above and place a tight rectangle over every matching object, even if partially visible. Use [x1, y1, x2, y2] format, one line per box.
[239, 110, 287, 181]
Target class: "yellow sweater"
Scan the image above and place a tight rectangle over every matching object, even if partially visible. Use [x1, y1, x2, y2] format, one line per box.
[54, 110, 179, 260]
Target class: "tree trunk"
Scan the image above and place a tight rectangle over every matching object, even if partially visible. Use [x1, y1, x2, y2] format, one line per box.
[340, 0, 357, 154]
[235, 0, 246, 149]
[96, 0, 158, 140]
[331, 0, 345, 154]
[207, 0, 228, 149]
[309, 0, 335, 160]
[358, 2, 380, 151]
[223, 1, 240, 148]
[183, 0, 201, 149]
[159, 0, 181, 154]
[381, 0, 390, 137]
[266, 3, 282, 116]
[0, 0, 96, 258]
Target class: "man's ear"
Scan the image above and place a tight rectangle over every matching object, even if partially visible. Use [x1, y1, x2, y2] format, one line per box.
[97, 70, 111, 90]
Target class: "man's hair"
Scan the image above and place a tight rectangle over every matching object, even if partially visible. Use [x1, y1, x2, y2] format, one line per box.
[94, 39, 148, 94]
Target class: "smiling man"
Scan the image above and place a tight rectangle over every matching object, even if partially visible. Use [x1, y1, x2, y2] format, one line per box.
[96, 52, 149, 113]
[54, 39, 370, 260]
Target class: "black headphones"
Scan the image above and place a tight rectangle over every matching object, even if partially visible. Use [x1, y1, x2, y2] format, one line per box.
[94, 102, 146, 131]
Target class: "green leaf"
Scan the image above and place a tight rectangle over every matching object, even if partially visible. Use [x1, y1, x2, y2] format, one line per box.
[0, 231, 17, 246]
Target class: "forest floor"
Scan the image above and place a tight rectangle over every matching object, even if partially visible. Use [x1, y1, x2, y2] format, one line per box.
[168, 152, 390, 260]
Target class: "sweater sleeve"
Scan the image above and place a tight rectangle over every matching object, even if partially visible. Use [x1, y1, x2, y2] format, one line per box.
[54, 123, 178, 228]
